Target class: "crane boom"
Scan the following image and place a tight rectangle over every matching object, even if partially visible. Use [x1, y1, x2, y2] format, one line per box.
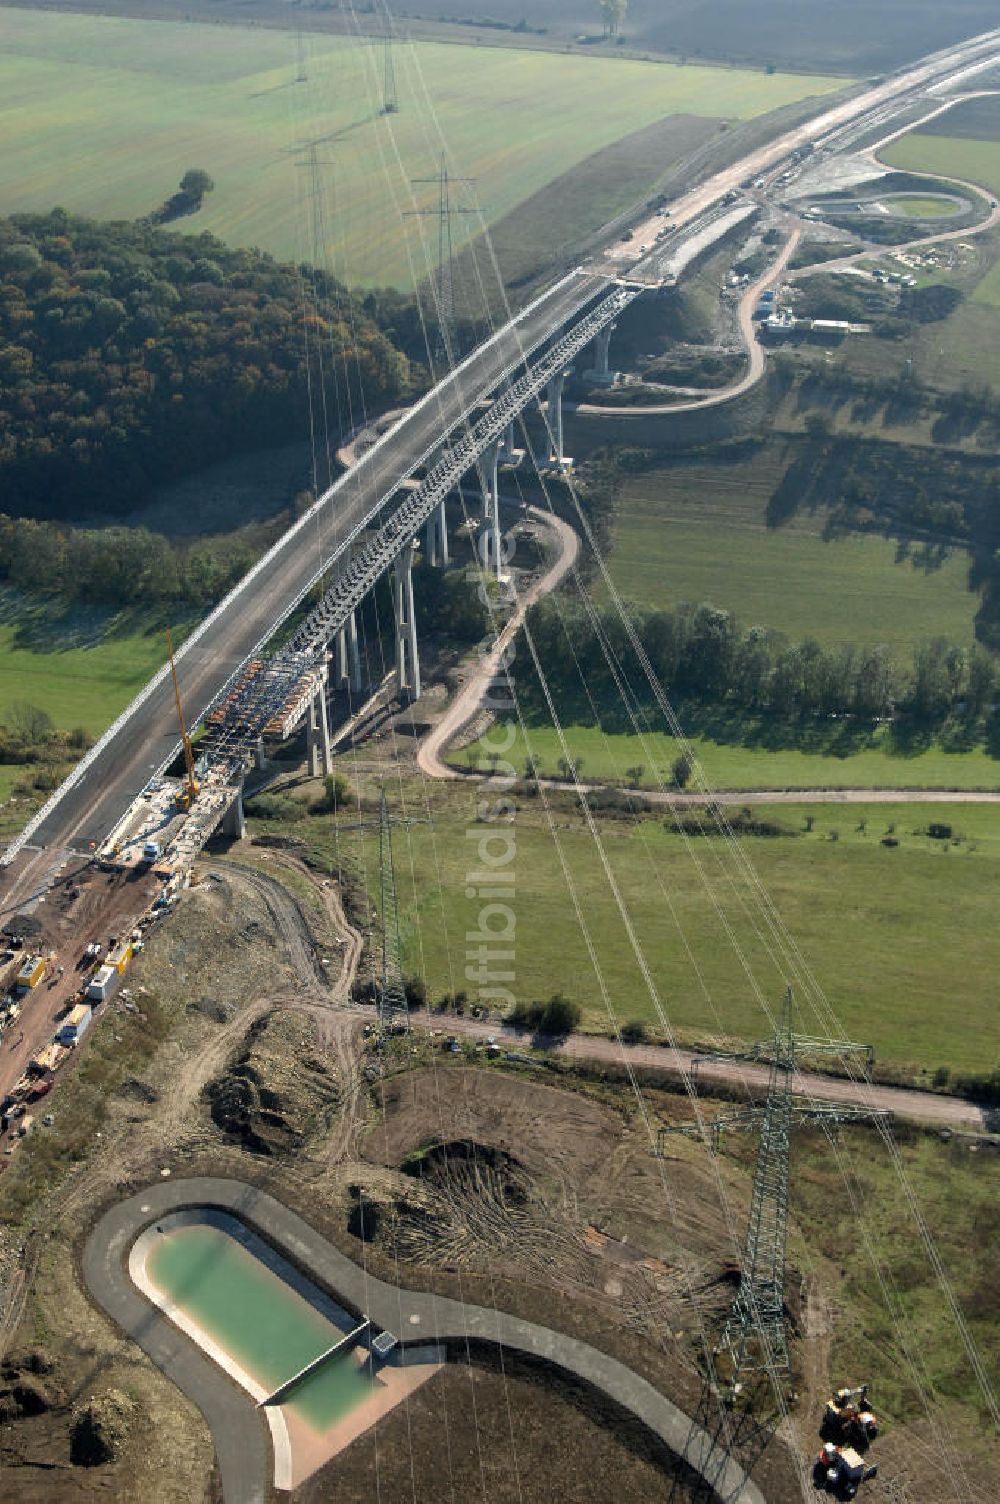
[165, 627, 200, 810]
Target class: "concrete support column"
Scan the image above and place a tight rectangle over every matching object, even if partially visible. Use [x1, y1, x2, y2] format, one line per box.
[347, 610, 363, 695]
[333, 626, 348, 689]
[424, 498, 449, 568]
[593, 323, 614, 378]
[307, 678, 333, 777]
[221, 780, 245, 841]
[253, 737, 268, 774]
[393, 544, 421, 702]
[477, 440, 501, 578]
[547, 370, 567, 470]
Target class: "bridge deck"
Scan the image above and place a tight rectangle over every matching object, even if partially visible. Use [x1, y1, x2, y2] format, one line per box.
[12, 272, 601, 860]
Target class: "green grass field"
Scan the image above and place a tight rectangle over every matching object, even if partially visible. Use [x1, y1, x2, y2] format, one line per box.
[882, 135, 1000, 199]
[307, 788, 1000, 1074]
[0, 610, 187, 736]
[885, 193, 960, 218]
[601, 455, 977, 649]
[454, 723, 1000, 792]
[0, 8, 844, 288]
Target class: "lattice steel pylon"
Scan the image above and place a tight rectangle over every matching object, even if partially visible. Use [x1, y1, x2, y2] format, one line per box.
[660, 989, 882, 1388]
[374, 788, 408, 1030]
[407, 158, 476, 364]
[723, 995, 796, 1380]
[337, 788, 423, 1032]
[380, 1, 398, 114]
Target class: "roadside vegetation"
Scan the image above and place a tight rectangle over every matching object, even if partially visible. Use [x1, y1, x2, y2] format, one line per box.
[0, 699, 93, 838]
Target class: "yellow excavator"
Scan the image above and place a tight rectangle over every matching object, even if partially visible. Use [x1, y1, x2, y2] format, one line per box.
[166, 627, 200, 812]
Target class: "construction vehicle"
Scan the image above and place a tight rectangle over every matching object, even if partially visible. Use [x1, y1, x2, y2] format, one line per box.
[814, 1442, 877, 1498]
[823, 1385, 878, 1445]
[166, 626, 200, 812]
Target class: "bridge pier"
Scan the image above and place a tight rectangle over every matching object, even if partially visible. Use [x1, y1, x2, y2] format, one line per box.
[587, 323, 616, 385]
[393, 544, 421, 702]
[333, 626, 349, 691]
[306, 676, 333, 777]
[478, 440, 501, 578]
[220, 780, 245, 841]
[546, 369, 572, 472]
[424, 498, 449, 567]
[499, 418, 523, 467]
[347, 609, 363, 695]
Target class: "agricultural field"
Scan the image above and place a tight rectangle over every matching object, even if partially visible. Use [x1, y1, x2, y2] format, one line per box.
[600, 452, 978, 649]
[882, 135, 1000, 200]
[314, 788, 1000, 1076]
[14, 0, 1000, 76]
[0, 606, 189, 735]
[453, 723, 1000, 793]
[0, 8, 845, 289]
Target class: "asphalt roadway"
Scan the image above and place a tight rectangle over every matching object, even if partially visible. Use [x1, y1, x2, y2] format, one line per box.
[8, 271, 599, 864]
[83, 1177, 766, 1504]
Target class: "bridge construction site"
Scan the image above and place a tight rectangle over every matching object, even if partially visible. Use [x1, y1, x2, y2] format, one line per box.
[1, 19, 999, 1504]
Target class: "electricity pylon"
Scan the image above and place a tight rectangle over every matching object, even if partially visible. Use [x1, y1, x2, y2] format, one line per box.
[659, 989, 884, 1387]
[295, 20, 307, 83]
[380, 2, 398, 113]
[336, 789, 423, 1032]
[407, 158, 476, 364]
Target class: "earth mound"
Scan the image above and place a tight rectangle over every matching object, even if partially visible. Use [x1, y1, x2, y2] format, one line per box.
[205, 1009, 338, 1155]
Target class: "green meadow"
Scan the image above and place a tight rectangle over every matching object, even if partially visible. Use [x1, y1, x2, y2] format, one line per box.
[601, 455, 977, 650]
[0, 606, 191, 736]
[0, 7, 845, 287]
[454, 723, 1000, 792]
[882, 135, 1000, 199]
[308, 788, 1000, 1076]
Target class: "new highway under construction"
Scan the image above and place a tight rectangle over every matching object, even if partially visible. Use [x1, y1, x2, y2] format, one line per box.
[1, 20, 999, 1504]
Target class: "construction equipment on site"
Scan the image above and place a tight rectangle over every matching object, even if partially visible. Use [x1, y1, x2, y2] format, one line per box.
[814, 1442, 878, 1499]
[658, 989, 883, 1387]
[824, 1385, 878, 1445]
[166, 627, 200, 812]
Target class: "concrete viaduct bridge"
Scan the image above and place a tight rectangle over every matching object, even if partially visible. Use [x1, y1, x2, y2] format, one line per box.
[5, 265, 645, 865]
[5, 23, 1000, 876]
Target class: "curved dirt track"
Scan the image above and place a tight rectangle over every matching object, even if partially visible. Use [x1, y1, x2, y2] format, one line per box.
[417, 504, 580, 779]
[575, 223, 802, 420]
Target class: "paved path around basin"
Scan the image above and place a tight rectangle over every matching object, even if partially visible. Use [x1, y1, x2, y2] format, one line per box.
[84, 1177, 766, 1504]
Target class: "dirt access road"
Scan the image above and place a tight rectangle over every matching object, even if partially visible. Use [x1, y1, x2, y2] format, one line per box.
[576, 222, 803, 419]
[417, 1014, 992, 1133]
[416, 504, 580, 779]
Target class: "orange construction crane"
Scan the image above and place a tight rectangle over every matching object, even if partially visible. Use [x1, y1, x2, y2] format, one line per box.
[165, 627, 200, 812]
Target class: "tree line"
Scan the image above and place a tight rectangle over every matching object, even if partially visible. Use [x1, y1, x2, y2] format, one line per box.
[0, 210, 420, 525]
[0, 513, 265, 608]
[518, 596, 1000, 732]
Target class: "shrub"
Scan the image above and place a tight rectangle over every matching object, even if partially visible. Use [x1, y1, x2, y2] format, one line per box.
[508, 994, 582, 1037]
[404, 976, 426, 1011]
[244, 793, 305, 823]
[621, 1019, 648, 1044]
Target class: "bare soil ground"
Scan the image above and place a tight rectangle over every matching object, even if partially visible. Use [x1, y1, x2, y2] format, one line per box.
[0, 859, 160, 1104]
[0, 842, 992, 1503]
[299, 1360, 701, 1504]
